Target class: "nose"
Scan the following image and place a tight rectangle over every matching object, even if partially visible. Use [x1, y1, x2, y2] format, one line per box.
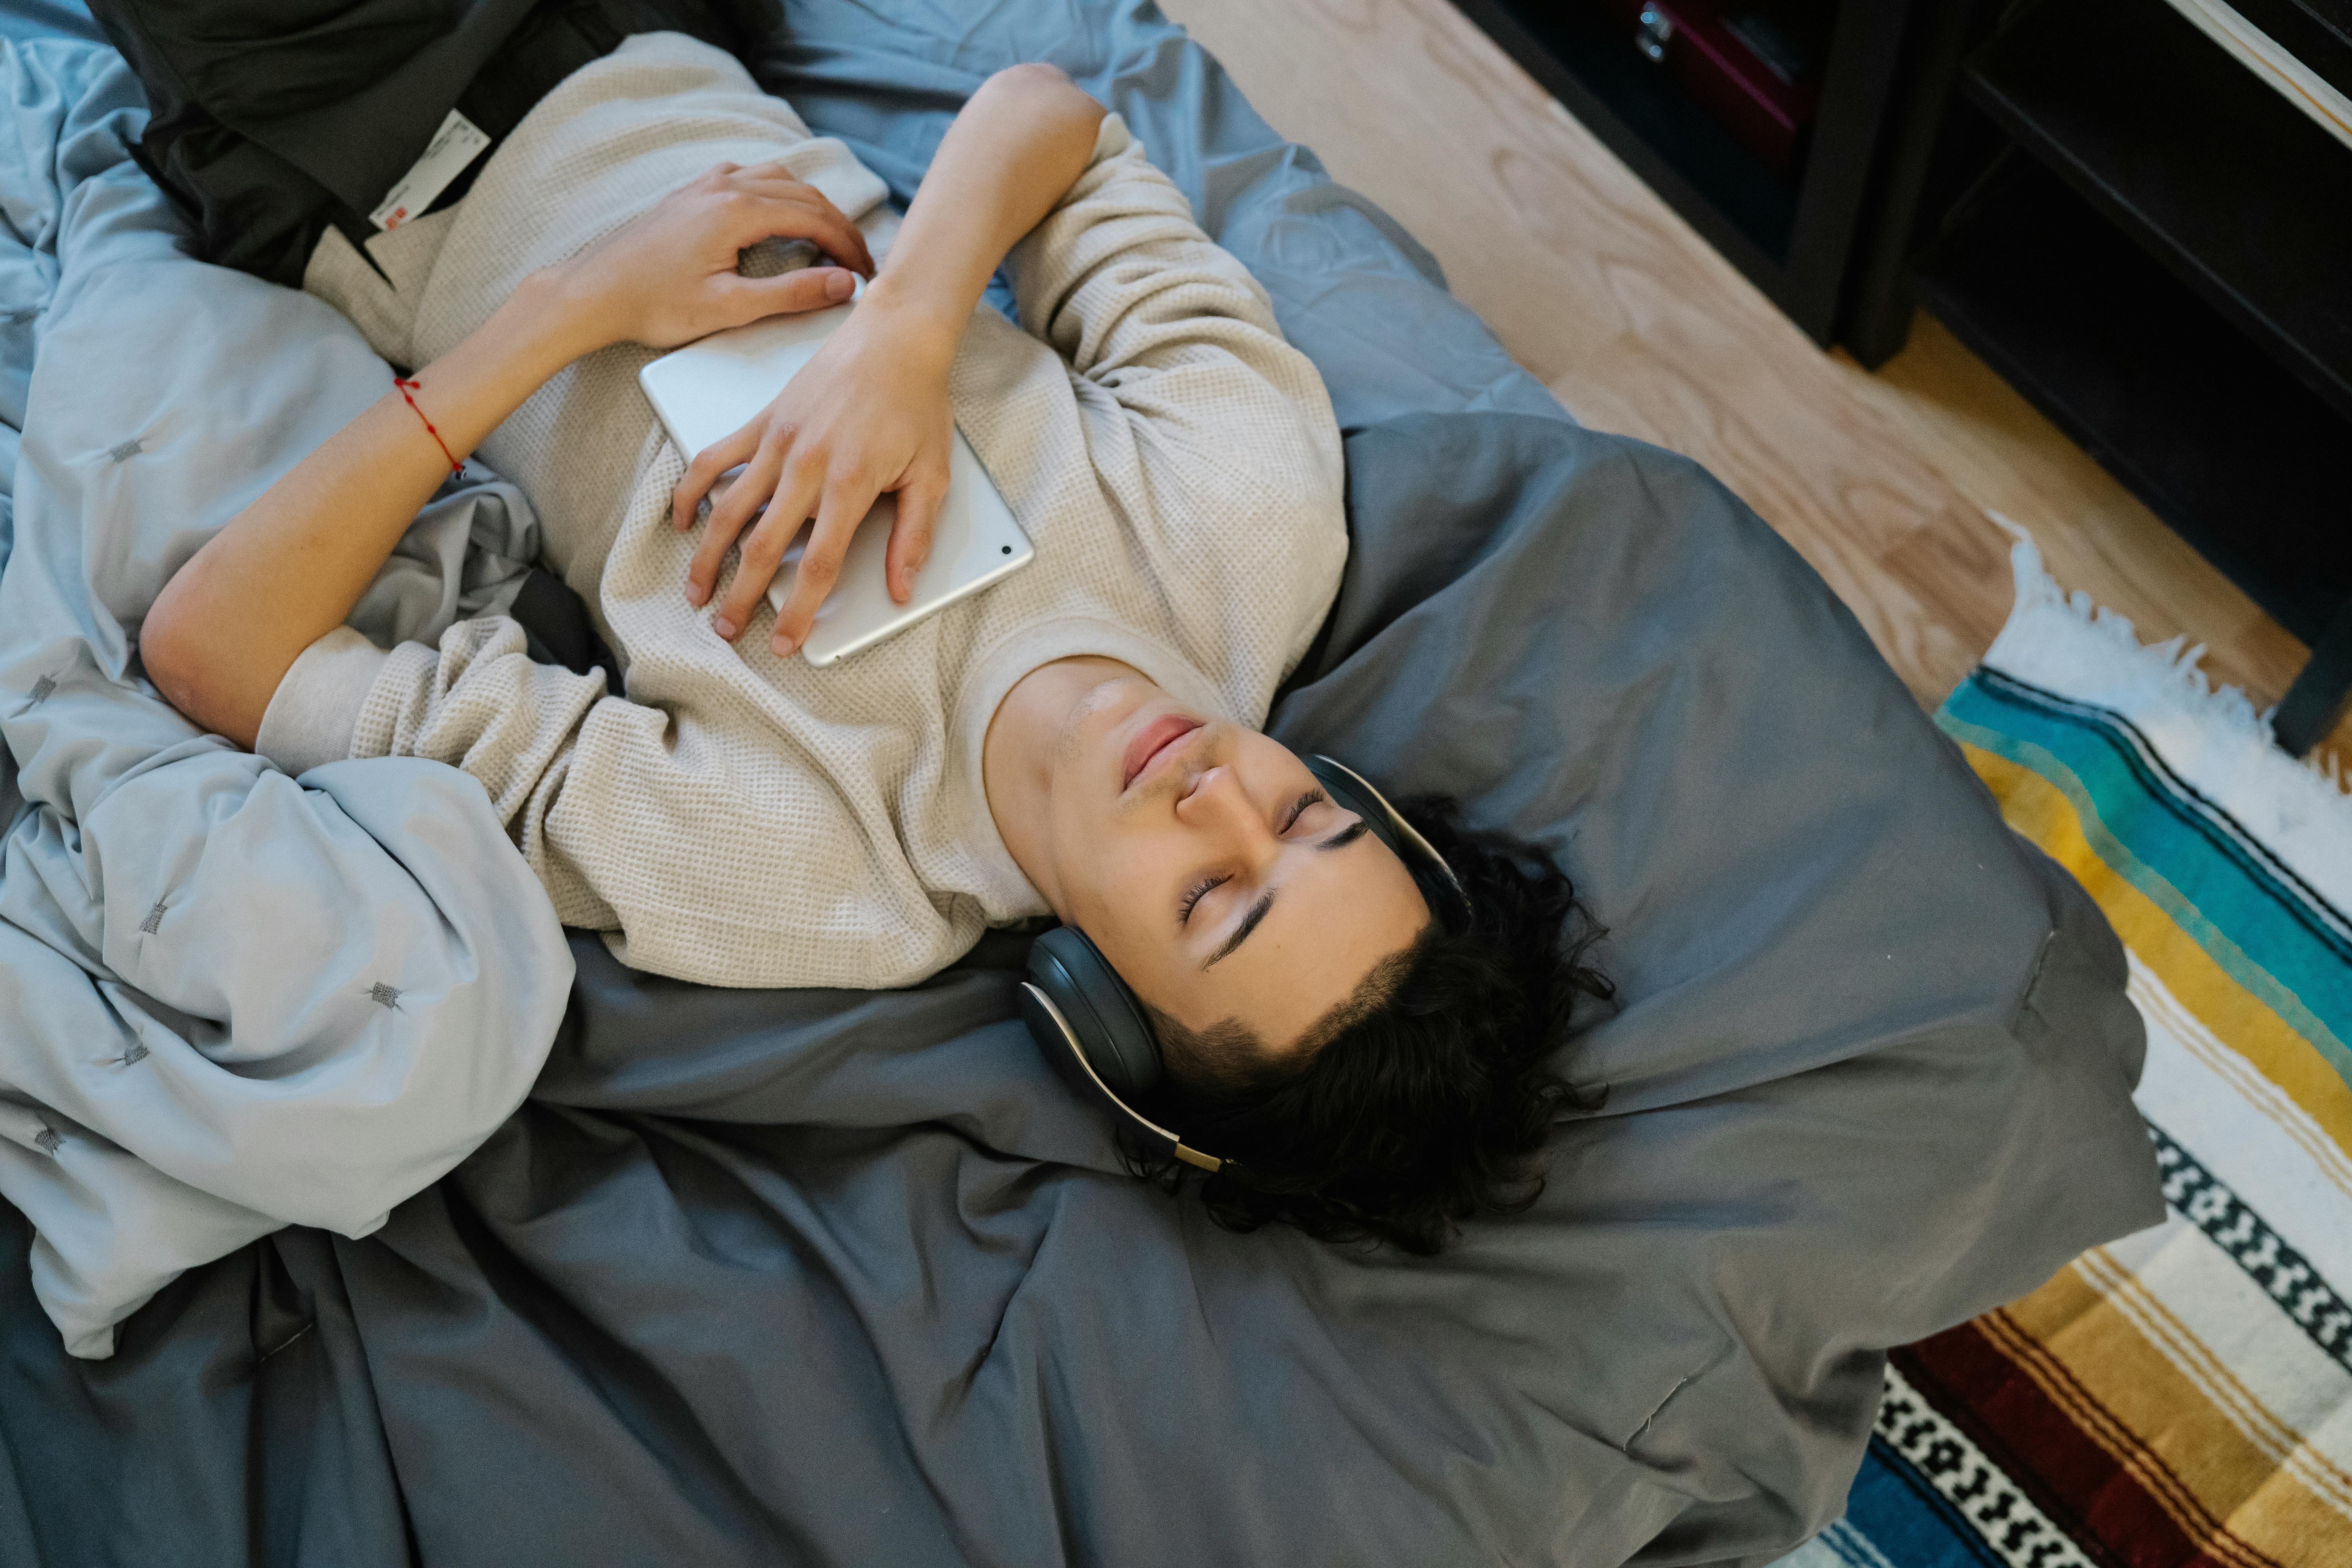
[1176, 763, 1281, 867]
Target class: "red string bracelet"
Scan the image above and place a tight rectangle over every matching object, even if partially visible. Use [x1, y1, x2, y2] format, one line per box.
[393, 376, 464, 478]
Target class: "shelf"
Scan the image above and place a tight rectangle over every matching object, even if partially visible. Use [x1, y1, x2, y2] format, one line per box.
[1462, 0, 1801, 262]
[1962, 0, 2352, 427]
[1913, 155, 2352, 648]
[1448, 0, 1915, 345]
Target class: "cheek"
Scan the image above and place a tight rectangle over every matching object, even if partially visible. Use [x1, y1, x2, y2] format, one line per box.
[1063, 826, 1146, 922]
[1062, 835, 1171, 967]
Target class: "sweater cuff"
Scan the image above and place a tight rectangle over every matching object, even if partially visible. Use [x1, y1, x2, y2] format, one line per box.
[254, 626, 390, 775]
[1089, 111, 1133, 167]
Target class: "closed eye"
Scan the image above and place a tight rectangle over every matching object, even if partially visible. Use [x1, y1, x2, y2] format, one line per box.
[1178, 791, 1322, 927]
[1178, 873, 1229, 926]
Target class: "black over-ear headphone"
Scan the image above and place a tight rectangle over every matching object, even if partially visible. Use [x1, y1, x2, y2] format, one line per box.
[1019, 755, 1468, 1176]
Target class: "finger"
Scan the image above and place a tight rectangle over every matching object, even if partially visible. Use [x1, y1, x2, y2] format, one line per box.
[717, 505, 807, 644]
[772, 476, 875, 656]
[717, 459, 826, 640]
[690, 438, 789, 617]
[833, 223, 877, 279]
[729, 160, 808, 185]
[722, 189, 873, 277]
[673, 422, 763, 532]
[731, 186, 873, 271]
[884, 459, 949, 605]
[733, 180, 875, 276]
[717, 267, 857, 324]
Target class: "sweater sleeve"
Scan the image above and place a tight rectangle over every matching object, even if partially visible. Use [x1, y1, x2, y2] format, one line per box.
[254, 625, 392, 775]
[342, 611, 988, 989]
[346, 616, 622, 931]
[1003, 115, 1347, 680]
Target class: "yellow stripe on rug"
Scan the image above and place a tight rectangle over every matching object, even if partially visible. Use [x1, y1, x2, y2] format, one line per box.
[1989, 1272, 2342, 1567]
[1960, 741, 2352, 1160]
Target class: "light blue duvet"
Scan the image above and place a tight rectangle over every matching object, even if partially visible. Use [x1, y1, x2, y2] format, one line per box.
[0, 40, 572, 1358]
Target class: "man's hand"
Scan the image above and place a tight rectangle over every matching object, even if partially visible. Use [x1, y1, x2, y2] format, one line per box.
[673, 293, 958, 653]
[555, 160, 875, 351]
[141, 160, 884, 747]
[669, 63, 1107, 659]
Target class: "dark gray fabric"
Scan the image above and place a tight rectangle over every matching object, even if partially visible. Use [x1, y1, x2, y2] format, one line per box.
[2, 416, 2161, 1568]
[83, 0, 793, 286]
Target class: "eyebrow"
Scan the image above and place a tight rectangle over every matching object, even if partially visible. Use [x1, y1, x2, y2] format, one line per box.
[1203, 891, 1274, 971]
[1318, 819, 1373, 855]
[1200, 819, 1374, 970]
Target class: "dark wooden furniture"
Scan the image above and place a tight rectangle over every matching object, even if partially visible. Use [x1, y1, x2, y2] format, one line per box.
[1448, 0, 1918, 343]
[1861, 0, 2352, 756]
[1450, 0, 2352, 755]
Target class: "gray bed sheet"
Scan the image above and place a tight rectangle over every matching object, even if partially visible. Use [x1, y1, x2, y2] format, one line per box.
[0, 2, 2161, 1566]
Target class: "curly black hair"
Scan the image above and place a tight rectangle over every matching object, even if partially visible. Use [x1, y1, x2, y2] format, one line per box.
[1135, 799, 1612, 1256]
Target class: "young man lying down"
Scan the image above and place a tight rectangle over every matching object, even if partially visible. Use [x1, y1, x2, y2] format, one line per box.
[141, 38, 1608, 1252]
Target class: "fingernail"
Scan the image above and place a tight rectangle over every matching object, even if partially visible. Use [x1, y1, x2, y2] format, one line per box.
[686, 583, 707, 606]
[713, 614, 736, 639]
[825, 270, 854, 301]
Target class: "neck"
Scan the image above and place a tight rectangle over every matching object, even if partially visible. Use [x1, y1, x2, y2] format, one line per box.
[982, 655, 1141, 913]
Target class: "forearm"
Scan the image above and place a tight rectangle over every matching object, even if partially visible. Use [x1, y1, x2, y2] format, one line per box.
[1008, 124, 1289, 383]
[858, 64, 1106, 351]
[144, 272, 600, 747]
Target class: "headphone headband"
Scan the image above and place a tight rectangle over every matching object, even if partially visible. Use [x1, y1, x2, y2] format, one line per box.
[1308, 755, 1470, 929]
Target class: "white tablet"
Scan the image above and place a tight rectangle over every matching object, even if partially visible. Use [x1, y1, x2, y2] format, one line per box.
[638, 292, 1033, 667]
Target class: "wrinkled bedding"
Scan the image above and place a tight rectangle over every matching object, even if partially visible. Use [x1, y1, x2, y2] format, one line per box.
[0, 36, 572, 1360]
[0, 3, 2160, 1566]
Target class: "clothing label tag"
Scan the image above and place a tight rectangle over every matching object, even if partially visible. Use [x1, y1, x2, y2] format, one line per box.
[369, 109, 491, 231]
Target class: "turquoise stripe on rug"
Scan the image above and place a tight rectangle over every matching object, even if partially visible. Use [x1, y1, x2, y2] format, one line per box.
[1940, 671, 2352, 1058]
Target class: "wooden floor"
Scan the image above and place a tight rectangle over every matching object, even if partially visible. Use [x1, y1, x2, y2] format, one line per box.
[1161, 0, 2352, 766]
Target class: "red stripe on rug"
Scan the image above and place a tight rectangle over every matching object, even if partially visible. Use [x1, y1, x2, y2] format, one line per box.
[1977, 1309, 2287, 1568]
[1895, 1321, 2254, 1568]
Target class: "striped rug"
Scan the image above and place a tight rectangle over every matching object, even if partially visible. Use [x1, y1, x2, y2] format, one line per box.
[1778, 536, 2352, 1568]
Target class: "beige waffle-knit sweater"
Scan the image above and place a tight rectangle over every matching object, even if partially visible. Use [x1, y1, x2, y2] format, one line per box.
[260, 33, 1347, 990]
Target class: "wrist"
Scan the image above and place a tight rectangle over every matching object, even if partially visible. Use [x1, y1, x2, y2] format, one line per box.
[856, 276, 973, 373]
[510, 264, 622, 364]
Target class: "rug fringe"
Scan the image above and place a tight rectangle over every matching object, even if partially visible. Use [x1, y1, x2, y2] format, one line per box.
[1978, 514, 2350, 909]
[1985, 515, 2283, 738]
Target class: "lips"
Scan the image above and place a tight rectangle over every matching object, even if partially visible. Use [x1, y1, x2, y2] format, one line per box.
[1123, 713, 1203, 790]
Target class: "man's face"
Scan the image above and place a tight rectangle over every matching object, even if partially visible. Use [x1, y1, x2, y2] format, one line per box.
[1033, 675, 1431, 1056]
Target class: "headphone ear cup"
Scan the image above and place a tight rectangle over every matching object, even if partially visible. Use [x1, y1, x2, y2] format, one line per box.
[1025, 925, 1164, 1098]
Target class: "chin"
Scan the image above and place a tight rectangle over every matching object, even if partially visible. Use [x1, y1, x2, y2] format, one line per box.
[1059, 675, 1144, 772]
